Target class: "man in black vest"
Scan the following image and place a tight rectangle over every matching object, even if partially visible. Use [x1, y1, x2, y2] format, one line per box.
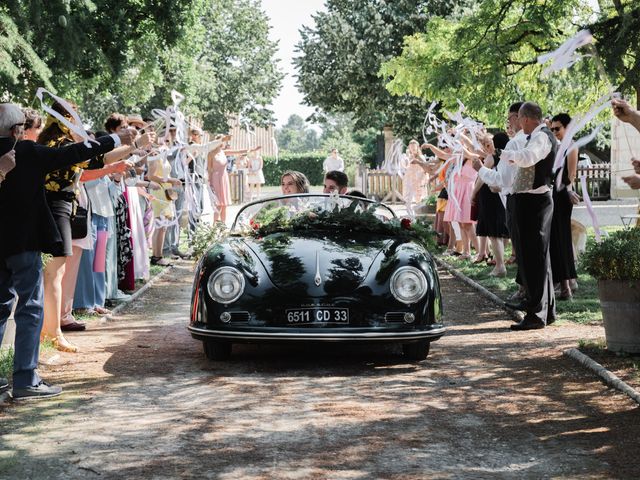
[0, 103, 135, 400]
[499, 102, 557, 330]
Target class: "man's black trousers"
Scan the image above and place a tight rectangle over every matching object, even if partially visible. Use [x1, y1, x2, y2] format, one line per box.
[512, 191, 556, 323]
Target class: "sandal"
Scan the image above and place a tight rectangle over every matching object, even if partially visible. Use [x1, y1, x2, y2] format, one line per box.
[51, 335, 79, 353]
[93, 306, 112, 315]
[489, 267, 507, 277]
[505, 256, 517, 265]
[472, 256, 488, 264]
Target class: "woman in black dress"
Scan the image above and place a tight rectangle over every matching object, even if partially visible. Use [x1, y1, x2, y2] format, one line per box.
[474, 132, 510, 276]
[550, 113, 580, 300]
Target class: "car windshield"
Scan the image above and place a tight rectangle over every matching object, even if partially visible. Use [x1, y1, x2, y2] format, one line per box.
[232, 194, 396, 234]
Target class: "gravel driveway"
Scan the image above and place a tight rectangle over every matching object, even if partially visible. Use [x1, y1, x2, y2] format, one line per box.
[0, 263, 638, 479]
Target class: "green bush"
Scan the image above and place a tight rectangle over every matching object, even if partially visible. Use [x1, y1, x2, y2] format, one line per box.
[263, 152, 327, 186]
[581, 228, 640, 281]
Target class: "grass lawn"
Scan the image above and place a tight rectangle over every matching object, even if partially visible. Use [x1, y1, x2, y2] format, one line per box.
[0, 340, 56, 382]
[436, 237, 602, 325]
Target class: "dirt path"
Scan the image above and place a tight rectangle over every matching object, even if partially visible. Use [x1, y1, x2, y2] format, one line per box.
[0, 263, 638, 479]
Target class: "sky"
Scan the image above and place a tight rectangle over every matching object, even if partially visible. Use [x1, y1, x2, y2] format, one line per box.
[261, 0, 326, 128]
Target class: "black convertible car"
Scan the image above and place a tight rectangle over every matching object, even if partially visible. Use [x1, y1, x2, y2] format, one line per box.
[189, 194, 445, 360]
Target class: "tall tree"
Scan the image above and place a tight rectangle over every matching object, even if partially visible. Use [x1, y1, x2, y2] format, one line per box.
[276, 114, 320, 153]
[590, 1, 640, 105]
[380, 0, 639, 126]
[0, 0, 283, 133]
[294, 0, 464, 138]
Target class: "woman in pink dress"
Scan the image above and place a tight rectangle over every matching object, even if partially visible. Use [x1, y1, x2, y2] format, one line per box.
[443, 158, 478, 259]
[208, 147, 231, 223]
[207, 135, 251, 223]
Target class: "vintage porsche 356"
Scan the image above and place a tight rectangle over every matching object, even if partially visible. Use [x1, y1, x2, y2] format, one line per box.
[189, 194, 445, 361]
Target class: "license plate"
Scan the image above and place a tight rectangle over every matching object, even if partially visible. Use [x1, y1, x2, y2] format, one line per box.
[285, 308, 349, 324]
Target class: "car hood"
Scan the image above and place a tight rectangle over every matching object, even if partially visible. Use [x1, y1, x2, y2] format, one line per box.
[241, 231, 393, 297]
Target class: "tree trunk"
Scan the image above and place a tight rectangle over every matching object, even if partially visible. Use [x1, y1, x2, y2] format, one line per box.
[611, 0, 624, 16]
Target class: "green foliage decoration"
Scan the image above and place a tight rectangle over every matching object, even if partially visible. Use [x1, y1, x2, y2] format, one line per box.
[249, 201, 437, 251]
[581, 228, 640, 281]
[188, 222, 228, 263]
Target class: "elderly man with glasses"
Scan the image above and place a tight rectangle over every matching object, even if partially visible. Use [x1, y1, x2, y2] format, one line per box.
[0, 102, 135, 400]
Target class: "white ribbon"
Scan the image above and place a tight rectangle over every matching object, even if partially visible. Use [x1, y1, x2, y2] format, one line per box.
[36, 88, 97, 148]
[272, 136, 279, 163]
[580, 174, 604, 242]
[382, 139, 405, 176]
[537, 29, 594, 75]
[553, 92, 612, 174]
[422, 100, 439, 143]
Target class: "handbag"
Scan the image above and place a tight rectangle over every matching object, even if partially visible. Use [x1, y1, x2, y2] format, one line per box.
[70, 205, 89, 239]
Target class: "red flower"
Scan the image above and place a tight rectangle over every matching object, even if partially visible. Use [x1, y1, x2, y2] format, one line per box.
[252, 222, 260, 230]
[401, 218, 412, 230]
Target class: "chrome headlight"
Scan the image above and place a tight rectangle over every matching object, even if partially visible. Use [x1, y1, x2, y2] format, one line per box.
[207, 267, 245, 304]
[390, 266, 428, 305]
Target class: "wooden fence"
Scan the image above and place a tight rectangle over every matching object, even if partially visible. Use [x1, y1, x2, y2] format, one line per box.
[574, 164, 610, 201]
[361, 165, 612, 203]
[360, 169, 405, 203]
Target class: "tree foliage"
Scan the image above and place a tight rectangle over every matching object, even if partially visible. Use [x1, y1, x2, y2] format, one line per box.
[589, 1, 640, 104]
[0, 0, 283, 132]
[380, 0, 639, 125]
[294, 0, 464, 137]
[275, 114, 321, 153]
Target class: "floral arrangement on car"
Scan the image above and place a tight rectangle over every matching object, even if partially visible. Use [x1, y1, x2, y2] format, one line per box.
[247, 200, 437, 250]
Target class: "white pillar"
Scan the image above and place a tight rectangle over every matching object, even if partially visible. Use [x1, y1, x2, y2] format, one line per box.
[611, 118, 640, 199]
[383, 126, 395, 164]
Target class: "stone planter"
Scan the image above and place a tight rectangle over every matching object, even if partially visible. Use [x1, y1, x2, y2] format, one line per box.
[598, 279, 640, 353]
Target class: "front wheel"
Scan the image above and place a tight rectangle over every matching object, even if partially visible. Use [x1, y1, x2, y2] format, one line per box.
[203, 340, 232, 360]
[402, 340, 430, 361]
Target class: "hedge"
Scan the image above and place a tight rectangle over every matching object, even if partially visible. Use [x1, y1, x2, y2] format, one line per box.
[262, 152, 326, 186]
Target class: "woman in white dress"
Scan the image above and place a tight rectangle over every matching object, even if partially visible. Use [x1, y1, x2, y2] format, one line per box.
[247, 146, 265, 200]
[402, 139, 428, 215]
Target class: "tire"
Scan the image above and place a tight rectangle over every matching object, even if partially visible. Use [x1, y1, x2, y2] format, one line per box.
[203, 340, 232, 360]
[402, 340, 430, 361]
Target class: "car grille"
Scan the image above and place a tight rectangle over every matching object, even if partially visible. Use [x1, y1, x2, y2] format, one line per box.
[384, 312, 407, 323]
[229, 311, 251, 323]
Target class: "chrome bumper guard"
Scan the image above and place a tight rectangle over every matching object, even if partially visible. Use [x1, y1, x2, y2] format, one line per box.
[188, 325, 446, 342]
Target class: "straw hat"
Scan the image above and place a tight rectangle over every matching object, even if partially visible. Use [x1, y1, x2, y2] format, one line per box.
[127, 114, 144, 128]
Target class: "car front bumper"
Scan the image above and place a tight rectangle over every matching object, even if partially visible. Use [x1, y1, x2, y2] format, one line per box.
[188, 324, 446, 342]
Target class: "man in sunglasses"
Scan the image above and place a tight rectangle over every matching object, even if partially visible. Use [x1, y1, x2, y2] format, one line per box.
[0, 102, 136, 400]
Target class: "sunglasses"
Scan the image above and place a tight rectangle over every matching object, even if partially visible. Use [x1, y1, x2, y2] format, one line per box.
[10, 122, 25, 130]
[550, 127, 562, 132]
